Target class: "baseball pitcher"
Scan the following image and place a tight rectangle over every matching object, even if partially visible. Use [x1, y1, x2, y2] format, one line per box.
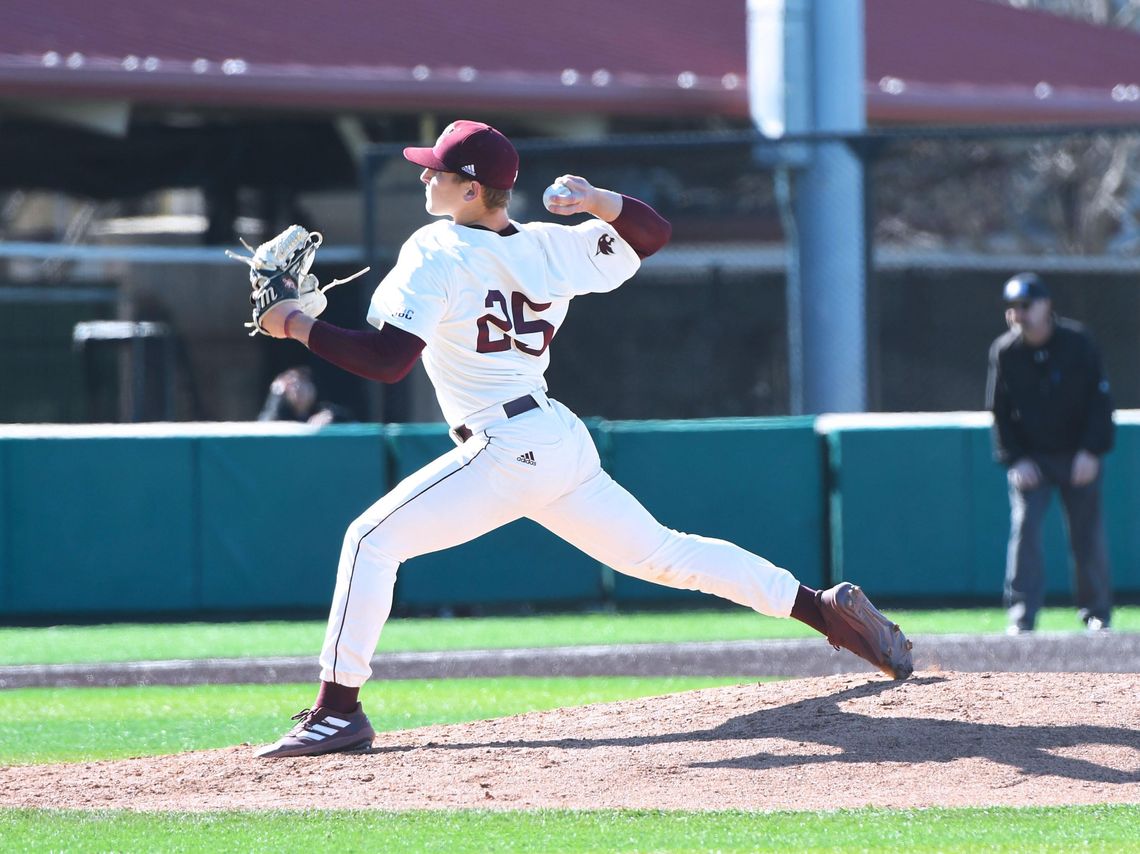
[232, 120, 914, 758]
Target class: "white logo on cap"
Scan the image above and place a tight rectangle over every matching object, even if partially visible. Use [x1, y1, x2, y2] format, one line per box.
[460, 164, 477, 176]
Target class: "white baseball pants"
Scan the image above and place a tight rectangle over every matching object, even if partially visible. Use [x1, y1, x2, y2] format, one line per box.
[319, 394, 801, 687]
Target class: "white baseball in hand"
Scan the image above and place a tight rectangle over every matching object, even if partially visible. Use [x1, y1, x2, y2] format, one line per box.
[543, 183, 574, 212]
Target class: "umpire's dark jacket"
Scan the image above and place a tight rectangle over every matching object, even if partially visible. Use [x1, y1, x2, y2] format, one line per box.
[986, 317, 1114, 467]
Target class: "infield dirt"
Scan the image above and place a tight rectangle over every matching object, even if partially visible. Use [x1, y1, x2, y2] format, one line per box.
[1, 671, 1137, 811]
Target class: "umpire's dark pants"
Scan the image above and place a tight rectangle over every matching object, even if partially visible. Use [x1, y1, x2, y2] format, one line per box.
[1005, 452, 1112, 629]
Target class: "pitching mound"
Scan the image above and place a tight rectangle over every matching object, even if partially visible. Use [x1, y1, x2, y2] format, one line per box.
[2, 672, 1138, 812]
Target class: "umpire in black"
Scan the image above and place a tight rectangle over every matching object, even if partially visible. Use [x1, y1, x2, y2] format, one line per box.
[986, 272, 1114, 634]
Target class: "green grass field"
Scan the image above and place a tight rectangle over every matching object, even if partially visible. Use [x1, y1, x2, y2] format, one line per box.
[2, 609, 1136, 852]
[0, 804, 1136, 853]
[1, 605, 1135, 665]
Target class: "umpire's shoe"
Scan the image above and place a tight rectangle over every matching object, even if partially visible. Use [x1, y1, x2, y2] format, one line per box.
[255, 704, 375, 758]
[817, 582, 914, 680]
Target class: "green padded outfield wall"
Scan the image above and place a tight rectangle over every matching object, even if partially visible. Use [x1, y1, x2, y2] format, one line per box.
[5, 416, 1132, 620]
[827, 423, 1005, 599]
[1, 435, 197, 615]
[602, 417, 825, 604]
[0, 426, 388, 619]
[825, 416, 1140, 601]
[196, 427, 387, 611]
[0, 441, 5, 613]
[1102, 418, 1140, 597]
[0, 418, 826, 618]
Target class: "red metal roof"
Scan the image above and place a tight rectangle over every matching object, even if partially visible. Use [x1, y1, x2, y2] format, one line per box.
[867, 0, 1140, 124]
[1, 0, 1138, 124]
[0, 1, 747, 116]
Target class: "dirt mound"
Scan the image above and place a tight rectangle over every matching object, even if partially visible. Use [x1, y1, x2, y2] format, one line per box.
[2, 672, 1138, 812]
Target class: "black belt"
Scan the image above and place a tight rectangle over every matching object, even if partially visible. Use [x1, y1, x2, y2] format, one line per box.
[453, 394, 539, 442]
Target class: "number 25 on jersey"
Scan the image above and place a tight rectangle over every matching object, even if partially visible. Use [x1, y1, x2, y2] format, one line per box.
[476, 289, 555, 356]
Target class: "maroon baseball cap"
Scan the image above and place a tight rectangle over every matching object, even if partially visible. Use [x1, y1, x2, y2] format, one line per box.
[403, 120, 519, 190]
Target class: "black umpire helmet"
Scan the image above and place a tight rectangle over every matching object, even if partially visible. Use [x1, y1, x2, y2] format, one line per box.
[1002, 272, 1050, 304]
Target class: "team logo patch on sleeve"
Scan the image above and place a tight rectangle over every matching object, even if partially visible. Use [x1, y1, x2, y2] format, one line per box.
[595, 234, 615, 256]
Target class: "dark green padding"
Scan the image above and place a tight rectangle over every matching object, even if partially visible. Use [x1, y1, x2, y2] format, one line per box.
[197, 427, 387, 610]
[1103, 423, 1140, 596]
[2, 436, 197, 614]
[603, 417, 825, 604]
[829, 426, 1004, 598]
[3, 417, 1133, 619]
[0, 441, 6, 613]
[828, 422, 1140, 600]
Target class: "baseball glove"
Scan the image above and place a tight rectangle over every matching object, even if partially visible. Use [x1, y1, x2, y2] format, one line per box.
[226, 225, 370, 336]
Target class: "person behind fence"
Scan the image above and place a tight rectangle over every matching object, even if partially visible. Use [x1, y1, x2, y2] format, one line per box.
[986, 272, 1114, 635]
[258, 365, 353, 425]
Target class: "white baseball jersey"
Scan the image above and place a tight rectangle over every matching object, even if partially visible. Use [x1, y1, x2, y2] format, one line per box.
[318, 212, 801, 689]
[367, 218, 639, 426]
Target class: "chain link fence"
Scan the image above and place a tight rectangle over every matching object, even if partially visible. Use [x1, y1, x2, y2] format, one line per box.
[365, 125, 1140, 420]
[1, 125, 1137, 422]
[870, 128, 1140, 412]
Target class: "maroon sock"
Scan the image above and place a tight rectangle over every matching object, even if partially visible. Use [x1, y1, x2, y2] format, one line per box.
[314, 681, 360, 714]
[790, 584, 829, 636]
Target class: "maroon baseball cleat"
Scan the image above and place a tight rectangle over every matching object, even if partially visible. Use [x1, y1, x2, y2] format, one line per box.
[817, 582, 914, 679]
[255, 704, 375, 758]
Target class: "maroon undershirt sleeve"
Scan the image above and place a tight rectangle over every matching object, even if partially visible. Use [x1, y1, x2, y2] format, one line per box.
[611, 195, 672, 259]
[306, 320, 425, 383]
